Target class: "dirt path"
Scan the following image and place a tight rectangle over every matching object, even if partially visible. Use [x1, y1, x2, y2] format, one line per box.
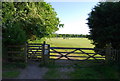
[15, 61, 48, 79]
[15, 60, 75, 79]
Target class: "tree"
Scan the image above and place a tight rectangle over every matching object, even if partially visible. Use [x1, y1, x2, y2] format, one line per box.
[2, 2, 62, 62]
[2, 2, 61, 45]
[87, 2, 120, 50]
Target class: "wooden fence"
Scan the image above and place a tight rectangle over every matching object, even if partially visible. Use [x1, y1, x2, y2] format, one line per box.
[7, 42, 50, 63]
[7, 44, 27, 62]
[6, 42, 120, 64]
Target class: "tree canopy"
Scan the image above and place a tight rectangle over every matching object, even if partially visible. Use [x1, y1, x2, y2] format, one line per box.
[87, 2, 120, 49]
[2, 2, 61, 44]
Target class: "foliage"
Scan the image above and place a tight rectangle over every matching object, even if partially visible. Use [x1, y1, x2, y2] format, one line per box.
[87, 2, 120, 50]
[2, 2, 61, 44]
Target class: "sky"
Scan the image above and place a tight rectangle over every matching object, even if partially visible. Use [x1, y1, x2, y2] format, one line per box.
[47, 1, 99, 34]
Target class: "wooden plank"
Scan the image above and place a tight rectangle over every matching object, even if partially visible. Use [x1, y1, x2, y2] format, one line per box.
[50, 55, 88, 57]
[49, 55, 104, 58]
[27, 46, 42, 47]
[50, 51, 96, 54]
[50, 47, 94, 50]
[7, 45, 25, 47]
[28, 50, 42, 52]
[28, 43, 42, 45]
[7, 57, 25, 59]
[7, 51, 24, 53]
[27, 48, 42, 50]
[28, 53, 42, 54]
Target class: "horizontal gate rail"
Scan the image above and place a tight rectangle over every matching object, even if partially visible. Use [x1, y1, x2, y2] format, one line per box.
[27, 43, 43, 60]
[50, 47, 105, 61]
[50, 47, 94, 50]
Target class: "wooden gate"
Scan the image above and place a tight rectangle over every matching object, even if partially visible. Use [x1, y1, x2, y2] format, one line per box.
[27, 42, 50, 62]
[7, 42, 119, 64]
[50, 47, 105, 61]
[27, 43, 43, 60]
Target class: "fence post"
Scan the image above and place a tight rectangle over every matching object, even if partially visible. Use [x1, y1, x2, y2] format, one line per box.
[42, 41, 45, 64]
[105, 44, 112, 64]
[42, 41, 50, 65]
[25, 42, 28, 63]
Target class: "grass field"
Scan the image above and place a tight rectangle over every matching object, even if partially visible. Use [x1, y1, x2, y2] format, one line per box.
[46, 38, 94, 48]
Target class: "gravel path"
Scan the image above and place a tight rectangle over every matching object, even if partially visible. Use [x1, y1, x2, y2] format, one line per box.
[15, 61, 48, 79]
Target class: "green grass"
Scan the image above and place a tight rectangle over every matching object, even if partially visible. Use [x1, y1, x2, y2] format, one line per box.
[42, 62, 61, 79]
[3, 70, 20, 78]
[3, 62, 27, 78]
[29, 38, 94, 47]
[46, 38, 94, 48]
[69, 68, 101, 79]
[69, 64, 120, 79]
[43, 68, 60, 79]
[41, 61, 120, 79]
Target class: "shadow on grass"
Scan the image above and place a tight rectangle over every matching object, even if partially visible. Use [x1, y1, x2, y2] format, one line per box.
[2, 62, 27, 78]
[69, 64, 120, 79]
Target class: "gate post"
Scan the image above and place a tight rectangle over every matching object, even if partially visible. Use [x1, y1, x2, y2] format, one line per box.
[42, 41, 50, 65]
[105, 44, 112, 64]
[25, 42, 28, 63]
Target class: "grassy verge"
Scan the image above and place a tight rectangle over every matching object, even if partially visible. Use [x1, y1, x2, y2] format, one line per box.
[3, 62, 27, 78]
[69, 64, 120, 79]
[43, 68, 60, 79]
[3, 70, 20, 78]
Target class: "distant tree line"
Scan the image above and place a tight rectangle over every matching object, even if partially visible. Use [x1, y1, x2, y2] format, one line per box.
[53, 34, 88, 38]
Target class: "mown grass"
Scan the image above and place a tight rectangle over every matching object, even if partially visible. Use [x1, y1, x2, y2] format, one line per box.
[29, 38, 94, 47]
[46, 38, 94, 48]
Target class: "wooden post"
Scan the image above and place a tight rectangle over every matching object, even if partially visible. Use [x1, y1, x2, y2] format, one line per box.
[42, 41, 45, 64]
[42, 41, 50, 65]
[44, 44, 50, 64]
[105, 44, 112, 64]
[25, 42, 28, 63]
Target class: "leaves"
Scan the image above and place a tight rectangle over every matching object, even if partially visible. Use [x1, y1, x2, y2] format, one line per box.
[87, 2, 120, 50]
[2, 2, 61, 44]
